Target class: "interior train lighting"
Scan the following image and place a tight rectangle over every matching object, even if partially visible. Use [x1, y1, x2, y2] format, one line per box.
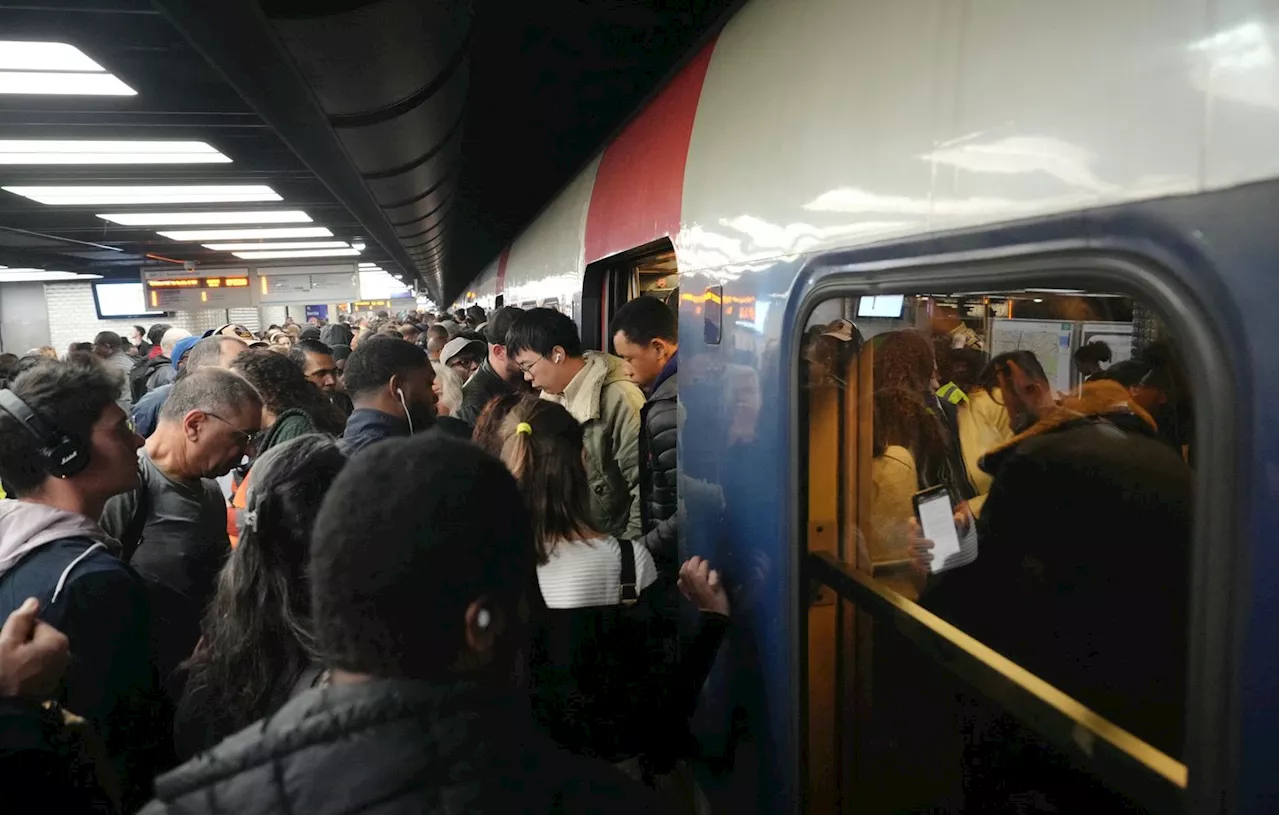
[3, 185, 281, 205]
[157, 226, 333, 241]
[203, 240, 350, 251]
[0, 140, 231, 164]
[98, 210, 312, 227]
[0, 41, 135, 96]
[232, 247, 360, 260]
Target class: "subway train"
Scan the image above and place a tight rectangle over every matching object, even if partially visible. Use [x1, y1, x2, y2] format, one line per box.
[454, 0, 1277, 811]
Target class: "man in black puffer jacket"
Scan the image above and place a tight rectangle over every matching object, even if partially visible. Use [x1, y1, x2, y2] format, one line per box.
[612, 297, 679, 573]
[139, 435, 654, 815]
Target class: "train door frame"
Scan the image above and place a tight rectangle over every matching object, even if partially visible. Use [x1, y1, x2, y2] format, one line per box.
[792, 248, 1241, 813]
[580, 237, 677, 352]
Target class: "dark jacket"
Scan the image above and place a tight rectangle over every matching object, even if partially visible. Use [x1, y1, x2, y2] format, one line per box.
[0, 533, 171, 813]
[141, 678, 655, 815]
[131, 382, 172, 438]
[341, 408, 410, 455]
[0, 697, 117, 813]
[456, 358, 512, 426]
[637, 356, 678, 570]
[923, 380, 1190, 757]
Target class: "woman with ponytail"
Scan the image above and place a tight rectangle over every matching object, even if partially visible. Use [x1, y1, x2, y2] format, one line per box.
[500, 396, 729, 814]
[173, 434, 346, 760]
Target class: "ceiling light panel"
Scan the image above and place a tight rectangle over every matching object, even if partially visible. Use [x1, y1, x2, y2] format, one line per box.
[0, 72, 135, 96]
[0, 269, 102, 281]
[0, 140, 231, 165]
[0, 41, 106, 71]
[98, 210, 312, 226]
[204, 241, 350, 251]
[0, 41, 135, 96]
[3, 185, 281, 205]
[232, 248, 360, 260]
[158, 226, 334, 241]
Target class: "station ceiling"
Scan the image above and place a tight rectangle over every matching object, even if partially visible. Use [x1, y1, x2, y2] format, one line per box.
[0, 0, 738, 303]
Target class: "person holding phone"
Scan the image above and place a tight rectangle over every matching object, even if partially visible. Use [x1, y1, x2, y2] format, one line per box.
[907, 349, 1193, 761]
[861, 332, 974, 597]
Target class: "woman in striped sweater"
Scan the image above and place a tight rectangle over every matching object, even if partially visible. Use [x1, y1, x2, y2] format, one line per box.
[499, 396, 728, 814]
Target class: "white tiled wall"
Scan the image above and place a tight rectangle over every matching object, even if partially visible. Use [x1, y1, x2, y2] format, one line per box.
[42, 282, 234, 352]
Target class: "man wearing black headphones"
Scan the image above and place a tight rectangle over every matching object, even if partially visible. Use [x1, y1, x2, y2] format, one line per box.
[0, 356, 170, 811]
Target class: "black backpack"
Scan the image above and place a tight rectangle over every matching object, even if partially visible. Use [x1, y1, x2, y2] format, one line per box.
[129, 356, 167, 403]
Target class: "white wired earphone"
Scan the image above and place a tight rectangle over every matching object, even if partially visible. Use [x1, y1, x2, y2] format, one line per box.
[397, 387, 413, 434]
[477, 609, 491, 629]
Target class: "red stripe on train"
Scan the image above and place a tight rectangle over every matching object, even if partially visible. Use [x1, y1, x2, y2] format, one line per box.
[583, 40, 716, 265]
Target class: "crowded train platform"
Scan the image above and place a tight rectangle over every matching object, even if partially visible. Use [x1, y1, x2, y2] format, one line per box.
[0, 0, 1276, 812]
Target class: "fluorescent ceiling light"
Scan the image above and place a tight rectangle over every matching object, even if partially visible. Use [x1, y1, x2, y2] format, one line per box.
[97, 210, 311, 226]
[203, 240, 350, 251]
[0, 72, 135, 95]
[0, 140, 231, 165]
[0, 268, 102, 282]
[4, 185, 281, 205]
[0, 41, 106, 71]
[232, 247, 360, 260]
[159, 226, 333, 241]
[0, 41, 135, 96]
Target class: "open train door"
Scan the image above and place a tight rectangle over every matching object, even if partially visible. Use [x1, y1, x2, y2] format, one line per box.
[580, 237, 678, 352]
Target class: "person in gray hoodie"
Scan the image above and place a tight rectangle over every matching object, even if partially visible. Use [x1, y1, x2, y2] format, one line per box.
[0, 356, 170, 812]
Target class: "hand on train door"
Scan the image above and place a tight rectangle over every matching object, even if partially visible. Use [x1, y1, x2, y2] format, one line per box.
[678, 556, 731, 616]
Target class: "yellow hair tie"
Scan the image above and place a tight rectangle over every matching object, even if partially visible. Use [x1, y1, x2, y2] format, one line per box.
[515, 422, 533, 436]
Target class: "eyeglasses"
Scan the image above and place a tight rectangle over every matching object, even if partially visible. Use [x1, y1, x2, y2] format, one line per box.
[206, 412, 261, 449]
[516, 355, 545, 375]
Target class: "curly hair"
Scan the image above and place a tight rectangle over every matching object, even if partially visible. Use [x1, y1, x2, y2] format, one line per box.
[229, 348, 346, 435]
[866, 331, 952, 487]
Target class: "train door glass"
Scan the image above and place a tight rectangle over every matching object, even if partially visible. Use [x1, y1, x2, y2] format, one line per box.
[582, 238, 678, 351]
[800, 281, 1199, 813]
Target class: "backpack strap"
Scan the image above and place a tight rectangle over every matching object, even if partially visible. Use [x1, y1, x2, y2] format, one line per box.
[618, 538, 638, 606]
[119, 468, 150, 563]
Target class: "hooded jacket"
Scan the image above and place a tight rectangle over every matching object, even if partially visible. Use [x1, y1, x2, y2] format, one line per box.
[140, 678, 654, 815]
[542, 352, 645, 541]
[922, 380, 1190, 756]
[0, 500, 168, 812]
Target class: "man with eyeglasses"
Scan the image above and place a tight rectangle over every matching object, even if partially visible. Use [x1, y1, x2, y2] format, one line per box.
[102, 369, 262, 695]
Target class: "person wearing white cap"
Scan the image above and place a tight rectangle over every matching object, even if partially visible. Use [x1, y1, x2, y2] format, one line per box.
[439, 335, 485, 384]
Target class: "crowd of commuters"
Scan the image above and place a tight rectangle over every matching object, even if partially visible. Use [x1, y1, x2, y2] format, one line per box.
[0, 297, 727, 814]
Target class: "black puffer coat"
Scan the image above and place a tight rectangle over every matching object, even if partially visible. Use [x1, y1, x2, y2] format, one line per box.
[639, 362, 677, 526]
[140, 678, 655, 815]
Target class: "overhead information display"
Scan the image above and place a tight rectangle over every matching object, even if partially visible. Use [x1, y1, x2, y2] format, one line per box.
[142, 268, 253, 310]
[258, 263, 358, 304]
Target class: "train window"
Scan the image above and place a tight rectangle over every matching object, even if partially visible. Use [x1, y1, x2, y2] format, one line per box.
[801, 285, 1195, 812]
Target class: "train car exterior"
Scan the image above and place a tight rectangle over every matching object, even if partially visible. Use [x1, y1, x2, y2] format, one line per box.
[458, 0, 1277, 811]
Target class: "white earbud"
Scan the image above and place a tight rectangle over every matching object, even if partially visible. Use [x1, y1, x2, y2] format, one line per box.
[477, 609, 491, 629]
[396, 387, 413, 435]
[554, 354, 562, 363]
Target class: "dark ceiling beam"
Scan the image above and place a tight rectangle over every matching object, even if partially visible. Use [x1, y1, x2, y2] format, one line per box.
[150, 0, 424, 295]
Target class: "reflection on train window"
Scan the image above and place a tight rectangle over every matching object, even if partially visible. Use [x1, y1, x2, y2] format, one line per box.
[801, 288, 1193, 812]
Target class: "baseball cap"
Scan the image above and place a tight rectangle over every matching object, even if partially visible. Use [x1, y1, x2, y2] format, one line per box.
[203, 323, 255, 341]
[170, 335, 202, 370]
[440, 336, 485, 366]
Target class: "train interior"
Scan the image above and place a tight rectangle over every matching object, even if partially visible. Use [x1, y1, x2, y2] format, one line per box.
[800, 284, 1194, 812]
